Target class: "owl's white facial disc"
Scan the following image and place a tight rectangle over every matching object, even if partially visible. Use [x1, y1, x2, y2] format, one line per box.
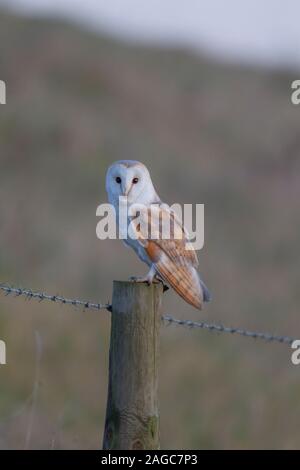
[106, 160, 159, 206]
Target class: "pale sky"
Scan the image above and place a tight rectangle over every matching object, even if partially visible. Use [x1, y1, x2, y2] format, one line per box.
[1, 0, 300, 69]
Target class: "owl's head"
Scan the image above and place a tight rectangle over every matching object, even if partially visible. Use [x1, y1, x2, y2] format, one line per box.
[106, 160, 159, 205]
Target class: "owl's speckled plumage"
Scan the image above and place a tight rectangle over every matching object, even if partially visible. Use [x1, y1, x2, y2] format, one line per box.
[106, 160, 210, 310]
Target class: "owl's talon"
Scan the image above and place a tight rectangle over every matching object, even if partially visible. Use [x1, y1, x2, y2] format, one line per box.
[162, 283, 169, 292]
[129, 276, 150, 284]
[156, 278, 169, 292]
[130, 278, 168, 292]
[129, 271, 169, 291]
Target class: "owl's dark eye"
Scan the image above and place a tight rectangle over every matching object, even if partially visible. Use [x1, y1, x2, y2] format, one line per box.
[132, 177, 139, 184]
[115, 176, 122, 184]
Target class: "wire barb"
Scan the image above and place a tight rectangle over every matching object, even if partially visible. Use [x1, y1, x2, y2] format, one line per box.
[162, 315, 296, 346]
[0, 283, 110, 312]
[0, 282, 298, 346]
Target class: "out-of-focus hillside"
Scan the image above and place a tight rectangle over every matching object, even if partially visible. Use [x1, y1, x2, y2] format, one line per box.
[0, 9, 300, 449]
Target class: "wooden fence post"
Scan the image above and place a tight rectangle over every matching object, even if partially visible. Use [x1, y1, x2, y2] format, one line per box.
[102, 280, 163, 450]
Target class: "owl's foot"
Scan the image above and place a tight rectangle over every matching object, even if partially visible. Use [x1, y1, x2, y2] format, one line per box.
[129, 274, 169, 292]
[155, 276, 169, 292]
[129, 275, 151, 284]
[130, 265, 157, 285]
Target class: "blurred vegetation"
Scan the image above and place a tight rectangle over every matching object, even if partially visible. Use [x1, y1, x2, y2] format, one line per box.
[0, 9, 300, 449]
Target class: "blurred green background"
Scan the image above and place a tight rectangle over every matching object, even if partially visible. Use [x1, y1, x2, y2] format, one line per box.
[0, 8, 300, 449]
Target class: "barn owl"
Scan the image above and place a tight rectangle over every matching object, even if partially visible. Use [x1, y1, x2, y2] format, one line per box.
[105, 160, 211, 310]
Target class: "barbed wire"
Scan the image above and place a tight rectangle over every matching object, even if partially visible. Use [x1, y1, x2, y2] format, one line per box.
[0, 282, 297, 346]
[162, 315, 296, 346]
[0, 283, 111, 312]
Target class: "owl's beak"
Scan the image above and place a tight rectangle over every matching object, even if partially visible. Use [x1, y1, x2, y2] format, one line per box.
[122, 183, 132, 197]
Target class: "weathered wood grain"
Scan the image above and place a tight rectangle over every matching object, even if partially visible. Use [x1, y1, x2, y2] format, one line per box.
[102, 280, 163, 450]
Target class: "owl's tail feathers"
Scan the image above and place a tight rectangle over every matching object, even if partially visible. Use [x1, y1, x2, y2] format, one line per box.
[199, 277, 211, 303]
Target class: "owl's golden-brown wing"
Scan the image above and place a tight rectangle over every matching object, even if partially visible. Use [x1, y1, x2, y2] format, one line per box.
[130, 204, 207, 310]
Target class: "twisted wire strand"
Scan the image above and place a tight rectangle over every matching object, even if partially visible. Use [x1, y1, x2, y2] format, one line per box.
[0, 283, 111, 312]
[162, 315, 296, 346]
[0, 282, 297, 346]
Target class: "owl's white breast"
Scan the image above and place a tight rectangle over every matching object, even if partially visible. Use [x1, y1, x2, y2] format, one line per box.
[123, 237, 152, 266]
